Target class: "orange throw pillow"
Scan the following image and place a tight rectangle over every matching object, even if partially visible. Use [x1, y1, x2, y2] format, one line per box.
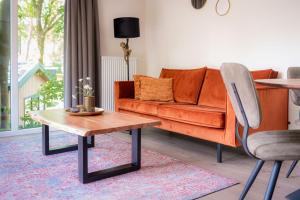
[140, 77, 174, 102]
[160, 67, 207, 104]
[133, 75, 153, 99]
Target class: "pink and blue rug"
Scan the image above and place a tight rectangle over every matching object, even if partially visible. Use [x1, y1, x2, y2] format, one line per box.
[0, 133, 238, 200]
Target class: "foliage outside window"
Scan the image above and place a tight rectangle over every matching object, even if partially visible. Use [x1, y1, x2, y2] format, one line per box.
[21, 77, 64, 129]
[17, 0, 65, 129]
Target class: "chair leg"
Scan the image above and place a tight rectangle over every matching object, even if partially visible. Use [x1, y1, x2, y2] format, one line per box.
[286, 160, 298, 178]
[264, 161, 282, 200]
[239, 160, 265, 200]
[217, 143, 222, 163]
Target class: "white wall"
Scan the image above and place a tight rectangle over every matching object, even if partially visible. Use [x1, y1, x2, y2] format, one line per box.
[98, 0, 146, 73]
[98, 0, 300, 127]
[144, 0, 300, 77]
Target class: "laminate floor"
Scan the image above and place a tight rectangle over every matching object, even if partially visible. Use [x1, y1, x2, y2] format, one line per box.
[114, 128, 300, 200]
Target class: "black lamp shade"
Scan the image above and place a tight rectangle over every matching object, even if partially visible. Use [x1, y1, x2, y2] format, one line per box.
[114, 17, 140, 38]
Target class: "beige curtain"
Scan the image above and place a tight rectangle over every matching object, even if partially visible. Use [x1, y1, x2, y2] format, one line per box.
[64, 0, 101, 108]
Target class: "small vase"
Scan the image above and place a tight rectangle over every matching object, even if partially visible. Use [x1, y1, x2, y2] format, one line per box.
[84, 96, 95, 112]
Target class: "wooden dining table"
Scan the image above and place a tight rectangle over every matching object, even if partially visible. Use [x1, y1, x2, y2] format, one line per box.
[256, 79, 300, 89]
[255, 79, 300, 200]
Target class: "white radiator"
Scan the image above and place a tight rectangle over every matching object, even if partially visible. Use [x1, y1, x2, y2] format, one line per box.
[101, 56, 137, 111]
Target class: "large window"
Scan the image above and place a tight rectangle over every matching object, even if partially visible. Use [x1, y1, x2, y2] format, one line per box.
[0, 0, 11, 132]
[18, 0, 64, 129]
[0, 0, 64, 133]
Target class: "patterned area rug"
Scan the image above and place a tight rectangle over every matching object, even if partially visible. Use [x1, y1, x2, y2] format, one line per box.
[0, 133, 238, 200]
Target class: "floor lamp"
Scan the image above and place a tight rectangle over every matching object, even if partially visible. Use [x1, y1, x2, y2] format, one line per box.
[114, 17, 140, 81]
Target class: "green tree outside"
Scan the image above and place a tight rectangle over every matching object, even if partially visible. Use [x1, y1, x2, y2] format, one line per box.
[21, 78, 64, 128]
[18, 0, 65, 129]
[18, 0, 64, 65]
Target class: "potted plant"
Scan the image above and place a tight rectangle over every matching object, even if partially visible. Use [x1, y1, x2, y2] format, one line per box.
[72, 77, 95, 112]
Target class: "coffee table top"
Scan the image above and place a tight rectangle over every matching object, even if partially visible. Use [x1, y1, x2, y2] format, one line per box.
[29, 109, 161, 137]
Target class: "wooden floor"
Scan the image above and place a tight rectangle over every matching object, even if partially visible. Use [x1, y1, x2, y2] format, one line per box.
[114, 128, 299, 200]
[2, 128, 299, 200]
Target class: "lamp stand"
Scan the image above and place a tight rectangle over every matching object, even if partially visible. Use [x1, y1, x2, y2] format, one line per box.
[120, 38, 132, 81]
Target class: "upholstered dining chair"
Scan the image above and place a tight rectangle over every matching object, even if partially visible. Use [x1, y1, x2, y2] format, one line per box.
[286, 67, 300, 178]
[220, 63, 300, 200]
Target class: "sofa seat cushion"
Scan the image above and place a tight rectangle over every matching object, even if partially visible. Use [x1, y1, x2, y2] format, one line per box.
[157, 104, 225, 128]
[118, 99, 169, 116]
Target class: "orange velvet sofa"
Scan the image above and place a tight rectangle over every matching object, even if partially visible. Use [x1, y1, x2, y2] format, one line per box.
[114, 68, 288, 162]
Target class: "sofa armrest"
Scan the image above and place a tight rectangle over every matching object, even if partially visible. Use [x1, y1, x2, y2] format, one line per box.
[114, 81, 134, 111]
[224, 86, 289, 147]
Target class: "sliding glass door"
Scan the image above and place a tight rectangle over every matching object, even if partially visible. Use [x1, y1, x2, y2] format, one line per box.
[0, 0, 64, 133]
[0, 0, 11, 132]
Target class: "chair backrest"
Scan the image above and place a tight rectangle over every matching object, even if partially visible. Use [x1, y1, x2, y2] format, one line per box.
[287, 67, 300, 106]
[220, 63, 262, 129]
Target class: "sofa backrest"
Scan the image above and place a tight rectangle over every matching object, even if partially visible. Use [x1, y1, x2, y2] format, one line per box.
[251, 69, 278, 80]
[160, 67, 207, 104]
[198, 69, 227, 109]
[198, 68, 279, 109]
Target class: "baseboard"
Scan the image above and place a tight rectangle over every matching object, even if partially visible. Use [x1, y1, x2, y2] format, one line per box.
[0, 127, 59, 138]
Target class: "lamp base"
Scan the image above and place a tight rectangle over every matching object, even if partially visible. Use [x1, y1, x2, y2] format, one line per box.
[120, 38, 131, 81]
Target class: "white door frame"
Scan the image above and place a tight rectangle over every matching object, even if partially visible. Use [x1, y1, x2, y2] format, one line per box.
[10, 0, 19, 132]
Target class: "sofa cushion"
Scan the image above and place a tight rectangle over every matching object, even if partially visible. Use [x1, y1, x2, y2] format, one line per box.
[140, 77, 174, 102]
[133, 75, 153, 99]
[160, 67, 207, 104]
[157, 104, 225, 128]
[118, 99, 168, 116]
[198, 68, 226, 109]
[251, 69, 278, 80]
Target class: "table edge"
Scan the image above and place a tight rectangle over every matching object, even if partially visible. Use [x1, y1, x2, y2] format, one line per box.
[29, 111, 161, 137]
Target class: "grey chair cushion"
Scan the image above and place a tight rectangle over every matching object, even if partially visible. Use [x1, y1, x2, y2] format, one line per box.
[248, 130, 300, 161]
[220, 63, 262, 129]
[288, 67, 300, 79]
[287, 67, 300, 106]
[291, 91, 300, 106]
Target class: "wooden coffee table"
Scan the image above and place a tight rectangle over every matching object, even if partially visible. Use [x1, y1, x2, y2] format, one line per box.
[29, 109, 160, 184]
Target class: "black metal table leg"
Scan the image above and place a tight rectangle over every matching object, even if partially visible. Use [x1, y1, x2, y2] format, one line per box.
[42, 124, 94, 155]
[78, 128, 142, 184]
[132, 128, 141, 168]
[217, 143, 222, 163]
[88, 135, 95, 147]
[42, 124, 50, 155]
[78, 136, 88, 183]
